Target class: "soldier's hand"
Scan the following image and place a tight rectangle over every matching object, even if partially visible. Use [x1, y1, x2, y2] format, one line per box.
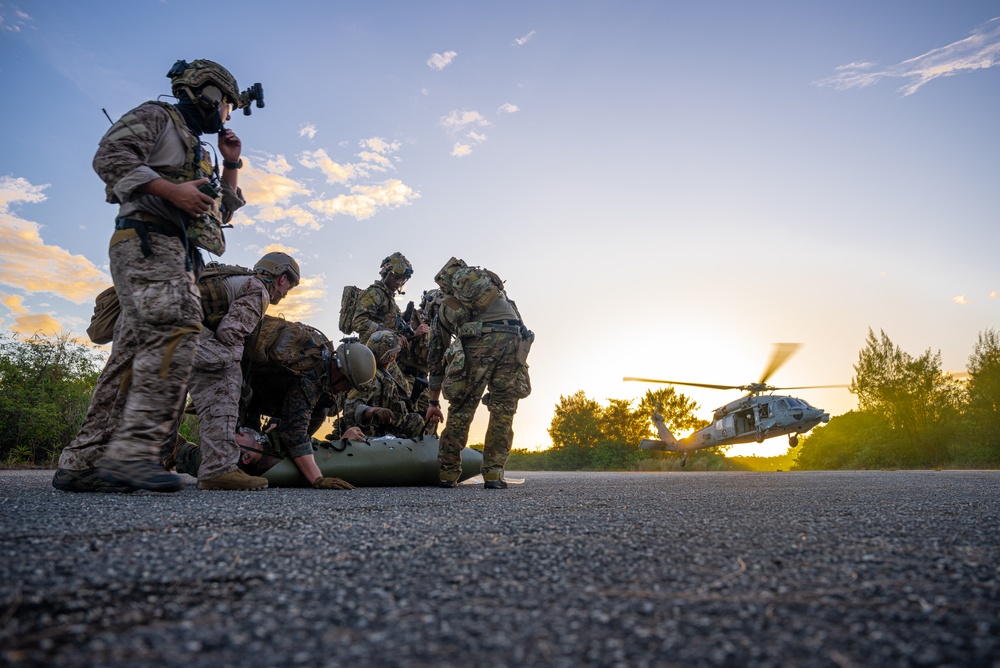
[367, 407, 394, 423]
[414, 323, 429, 337]
[218, 128, 242, 161]
[341, 426, 366, 441]
[140, 177, 214, 216]
[425, 405, 444, 425]
[312, 476, 355, 490]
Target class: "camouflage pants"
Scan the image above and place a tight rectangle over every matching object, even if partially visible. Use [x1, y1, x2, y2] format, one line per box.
[188, 331, 243, 480]
[438, 332, 522, 481]
[100, 234, 202, 464]
[58, 311, 137, 470]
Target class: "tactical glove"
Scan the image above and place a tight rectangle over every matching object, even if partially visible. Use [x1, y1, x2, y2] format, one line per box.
[312, 476, 355, 490]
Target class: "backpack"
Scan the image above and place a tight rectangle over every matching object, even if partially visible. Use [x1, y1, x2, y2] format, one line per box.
[198, 262, 256, 329]
[86, 286, 121, 345]
[339, 285, 361, 334]
[248, 314, 329, 376]
[434, 257, 506, 314]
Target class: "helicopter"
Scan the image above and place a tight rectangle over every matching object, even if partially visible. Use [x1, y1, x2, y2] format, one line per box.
[624, 343, 846, 465]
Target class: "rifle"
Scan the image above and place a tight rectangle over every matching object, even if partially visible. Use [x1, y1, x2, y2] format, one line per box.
[396, 300, 416, 340]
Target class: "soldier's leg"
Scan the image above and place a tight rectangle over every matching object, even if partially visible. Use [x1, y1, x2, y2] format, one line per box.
[190, 364, 243, 481]
[99, 236, 201, 490]
[57, 316, 137, 471]
[481, 336, 521, 482]
[438, 393, 478, 482]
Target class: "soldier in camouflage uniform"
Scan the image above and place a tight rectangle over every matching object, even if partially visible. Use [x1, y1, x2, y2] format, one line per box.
[54, 59, 249, 493]
[188, 252, 300, 491]
[425, 260, 532, 489]
[241, 317, 376, 489]
[395, 289, 437, 414]
[341, 331, 425, 439]
[351, 252, 427, 393]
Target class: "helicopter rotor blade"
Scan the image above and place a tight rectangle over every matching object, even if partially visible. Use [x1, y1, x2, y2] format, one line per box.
[770, 384, 849, 390]
[759, 342, 802, 384]
[623, 377, 740, 391]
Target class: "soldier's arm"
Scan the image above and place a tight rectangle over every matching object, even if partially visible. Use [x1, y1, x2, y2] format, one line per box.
[427, 316, 450, 392]
[215, 280, 269, 349]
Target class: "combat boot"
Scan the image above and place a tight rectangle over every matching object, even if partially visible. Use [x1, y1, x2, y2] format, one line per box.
[52, 468, 134, 494]
[98, 458, 183, 493]
[197, 469, 268, 491]
[483, 479, 508, 490]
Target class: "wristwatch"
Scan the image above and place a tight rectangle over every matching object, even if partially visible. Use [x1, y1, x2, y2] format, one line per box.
[429, 400, 440, 406]
[223, 158, 243, 170]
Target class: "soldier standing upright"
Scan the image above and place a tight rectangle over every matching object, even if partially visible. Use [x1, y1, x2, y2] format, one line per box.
[424, 259, 533, 489]
[53, 59, 251, 493]
[188, 252, 300, 491]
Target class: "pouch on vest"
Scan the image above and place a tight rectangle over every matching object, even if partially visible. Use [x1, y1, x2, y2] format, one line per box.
[339, 285, 361, 334]
[87, 286, 121, 345]
[516, 329, 535, 366]
[441, 337, 467, 402]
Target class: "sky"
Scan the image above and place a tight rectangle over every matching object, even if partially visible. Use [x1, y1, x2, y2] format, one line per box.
[1, 1, 998, 457]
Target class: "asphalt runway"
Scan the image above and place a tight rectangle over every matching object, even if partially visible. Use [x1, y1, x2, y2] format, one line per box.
[1, 469, 998, 667]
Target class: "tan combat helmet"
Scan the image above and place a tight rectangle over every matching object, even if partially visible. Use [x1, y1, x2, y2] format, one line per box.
[366, 331, 402, 368]
[379, 252, 414, 280]
[335, 339, 376, 390]
[254, 252, 301, 287]
[167, 59, 241, 110]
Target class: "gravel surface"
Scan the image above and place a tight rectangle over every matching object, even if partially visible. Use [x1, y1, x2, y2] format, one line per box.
[1, 469, 998, 667]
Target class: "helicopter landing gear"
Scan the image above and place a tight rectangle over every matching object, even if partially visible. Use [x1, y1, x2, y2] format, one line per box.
[680, 453, 688, 468]
[755, 431, 764, 444]
[788, 434, 799, 448]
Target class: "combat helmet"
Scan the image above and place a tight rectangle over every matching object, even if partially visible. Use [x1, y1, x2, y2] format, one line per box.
[379, 252, 414, 280]
[334, 339, 376, 390]
[254, 252, 301, 286]
[167, 59, 241, 110]
[367, 331, 402, 367]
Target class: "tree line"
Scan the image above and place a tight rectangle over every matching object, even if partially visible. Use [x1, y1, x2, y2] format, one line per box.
[2, 328, 998, 469]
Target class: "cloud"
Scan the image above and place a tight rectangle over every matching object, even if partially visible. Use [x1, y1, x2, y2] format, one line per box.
[299, 124, 317, 140]
[300, 149, 356, 184]
[451, 143, 472, 158]
[498, 103, 520, 114]
[440, 110, 490, 131]
[307, 179, 419, 220]
[953, 294, 971, 305]
[0, 176, 110, 304]
[817, 17, 1000, 95]
[514, 30, 536, 47]
[267, 275, 324, 323]
[0, 5, 32, 32]
[8, 313, 63, 337]
[991, 291, 998, 299]
[427, 51, 458, 70]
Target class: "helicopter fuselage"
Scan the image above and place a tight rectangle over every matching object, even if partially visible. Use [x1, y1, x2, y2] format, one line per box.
[641, 393, 830, 453]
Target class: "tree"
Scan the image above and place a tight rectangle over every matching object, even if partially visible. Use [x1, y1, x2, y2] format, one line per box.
[0, 333, 103, 465]
[547, 391, 603, 469]
[637, 387, 709, 435]
[849, 328, 961, 466]
[962, 328, 1000, 464]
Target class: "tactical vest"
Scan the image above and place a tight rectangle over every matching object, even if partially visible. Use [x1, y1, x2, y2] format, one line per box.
[197, 263, 258, 330]
[105, 101, 227, 255]
[248, 315, 330, 377]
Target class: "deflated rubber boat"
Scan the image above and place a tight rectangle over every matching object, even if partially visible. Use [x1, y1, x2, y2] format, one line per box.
[255, 435, 483, 487]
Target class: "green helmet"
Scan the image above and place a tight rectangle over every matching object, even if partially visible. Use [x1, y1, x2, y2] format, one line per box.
[335, 339, 376, 391]
[254, 252, 300, 286]
[167, 59, 241, 109]
[379, 252, 413, 280]
[367, 330, 402, 367]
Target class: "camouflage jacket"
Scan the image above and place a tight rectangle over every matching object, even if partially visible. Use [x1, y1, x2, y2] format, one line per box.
[94, 101, 245, 231]
[351, 280, 400, 344]
[342, 368, 410, 435]
[194, 275, 270, 371]
[427, 294, 519, 390]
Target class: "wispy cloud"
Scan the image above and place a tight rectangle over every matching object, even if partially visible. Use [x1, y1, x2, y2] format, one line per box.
[0, 5, 32, 32]
[299, 124, 317, 140]
[498, 103, 520, 114]
[817, 17, 1000, 95]
[427, 51, 458, 70]
[441, 110, 491, 157]
[440, 109, 490, 131]
[306, 180, 419, 220]
[514, 30, 536, 47]
[953, 294, 971, 305]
